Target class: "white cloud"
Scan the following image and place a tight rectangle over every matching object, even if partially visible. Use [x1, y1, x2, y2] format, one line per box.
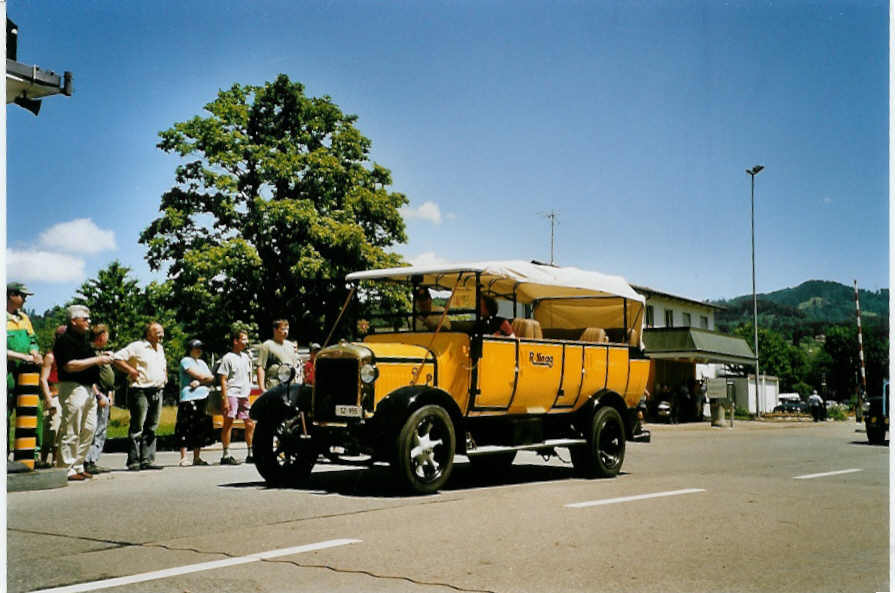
[400, 201, 443, 224]
[823, 197, 833, 204]
[407, 251, 452, 267]
[39, 218, 117, 254]
[6, 249, 86, 283]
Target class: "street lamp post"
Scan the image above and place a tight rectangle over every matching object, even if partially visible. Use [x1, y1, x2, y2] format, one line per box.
[746, 165, 764, 416]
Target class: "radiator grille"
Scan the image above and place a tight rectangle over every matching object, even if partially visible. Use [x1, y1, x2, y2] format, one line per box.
[314, 358, 360, 422]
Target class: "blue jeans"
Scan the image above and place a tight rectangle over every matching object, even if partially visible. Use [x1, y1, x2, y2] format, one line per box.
[127, 387, 162, 466]
[86, 393, 111, 464]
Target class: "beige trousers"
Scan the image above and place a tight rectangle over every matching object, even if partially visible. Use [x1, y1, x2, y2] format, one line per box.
[55, 382, 97, 475]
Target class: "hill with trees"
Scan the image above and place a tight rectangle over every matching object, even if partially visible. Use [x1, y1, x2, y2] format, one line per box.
[713, 280, 888, 400]
[714, 280, 888, 339]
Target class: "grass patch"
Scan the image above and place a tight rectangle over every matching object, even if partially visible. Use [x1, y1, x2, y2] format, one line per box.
[107, 405, 177, 439]
[9, 405, 180, 449]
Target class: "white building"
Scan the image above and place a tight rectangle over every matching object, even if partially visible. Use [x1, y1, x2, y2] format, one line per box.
[632, 285, 768, 415]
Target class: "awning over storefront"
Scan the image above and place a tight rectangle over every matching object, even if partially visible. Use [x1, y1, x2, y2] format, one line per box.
[643, 327, 755, 366]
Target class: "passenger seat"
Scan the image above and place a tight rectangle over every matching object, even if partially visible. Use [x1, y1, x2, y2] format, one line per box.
[579, 327, 608, 343]
[511, 318, 543, 339]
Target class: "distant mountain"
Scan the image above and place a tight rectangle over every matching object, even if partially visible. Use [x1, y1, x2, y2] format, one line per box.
[713, 280, 888, 336]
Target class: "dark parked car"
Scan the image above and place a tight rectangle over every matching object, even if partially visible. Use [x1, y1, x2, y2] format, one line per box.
[862, 380, 889, 445]
[773, 399, 806, 414]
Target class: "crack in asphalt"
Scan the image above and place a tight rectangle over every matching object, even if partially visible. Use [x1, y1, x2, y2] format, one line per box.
[9, 495, 461, 550]
[13, 499, 498, 593]
[262, 557, 499, 593]
[7, 527, 134, 548]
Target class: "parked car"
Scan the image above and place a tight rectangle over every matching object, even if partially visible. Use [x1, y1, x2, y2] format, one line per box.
[862, 380, 889, 445]
[773, 399, 806, 414]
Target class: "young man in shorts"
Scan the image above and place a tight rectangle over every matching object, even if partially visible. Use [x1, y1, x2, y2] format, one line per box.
[217, 329, 255, 465]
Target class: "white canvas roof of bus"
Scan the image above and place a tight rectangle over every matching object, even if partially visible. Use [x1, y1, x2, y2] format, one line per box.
[346, 260, 644, 304]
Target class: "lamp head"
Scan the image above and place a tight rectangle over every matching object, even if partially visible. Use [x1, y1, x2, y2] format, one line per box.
[747, 165, 765, 176]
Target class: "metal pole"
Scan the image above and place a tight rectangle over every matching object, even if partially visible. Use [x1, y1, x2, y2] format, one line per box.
[854, 280, 867, 421]
[747, 166, 764, 416]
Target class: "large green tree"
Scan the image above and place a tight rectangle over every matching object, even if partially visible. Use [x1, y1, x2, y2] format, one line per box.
[141, 75, 408, 349]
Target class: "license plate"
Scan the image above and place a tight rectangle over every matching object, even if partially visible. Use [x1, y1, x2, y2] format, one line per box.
[335, 405, 362, 418]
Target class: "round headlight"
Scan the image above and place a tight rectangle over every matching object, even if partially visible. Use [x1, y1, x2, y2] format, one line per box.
[360, 363, 378, 384]
[277, 364, 296, 384]
[861, 401, 871, 414]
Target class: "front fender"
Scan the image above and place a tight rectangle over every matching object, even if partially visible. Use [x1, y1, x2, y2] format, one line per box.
[368, 385, 466, 454]
[249, 383, 310, 422]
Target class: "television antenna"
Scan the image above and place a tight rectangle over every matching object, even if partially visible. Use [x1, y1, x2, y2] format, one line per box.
[538, 210, 559, 265]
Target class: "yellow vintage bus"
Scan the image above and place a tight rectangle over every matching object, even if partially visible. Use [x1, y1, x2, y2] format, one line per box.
[250, 260, 651, 493]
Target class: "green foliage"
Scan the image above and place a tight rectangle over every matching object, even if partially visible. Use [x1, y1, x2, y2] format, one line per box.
[826, 405, 848, 421]
[32, 262, 189, 398]
[735, 407, 755, 420]
[717, 280, 888, 401]
[141, 74, 408, 350]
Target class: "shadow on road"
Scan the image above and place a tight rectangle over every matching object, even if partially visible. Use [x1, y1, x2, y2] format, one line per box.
[220, 460, 626, 498]
[849, 440, 889, 447]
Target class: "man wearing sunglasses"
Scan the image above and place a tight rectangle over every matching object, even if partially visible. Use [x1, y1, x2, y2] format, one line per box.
[53, 305, 113, 481]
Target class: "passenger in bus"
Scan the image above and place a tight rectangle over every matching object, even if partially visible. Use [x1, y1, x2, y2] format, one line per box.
[479, 295, 515, 337]
[412, 287, 451, 331]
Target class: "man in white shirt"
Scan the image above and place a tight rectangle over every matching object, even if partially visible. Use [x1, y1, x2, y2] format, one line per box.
[217, 329, 255, 465]
[113, 322, 167, 471]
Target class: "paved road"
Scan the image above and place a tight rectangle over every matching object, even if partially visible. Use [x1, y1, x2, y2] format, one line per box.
[7, 420, 889, 593]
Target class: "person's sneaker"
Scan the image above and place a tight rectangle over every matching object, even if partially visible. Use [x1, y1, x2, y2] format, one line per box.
[178, 458, 192, 467]
[127, 463, 141, 471]
[84, 462, 109, 474]
[193, 458, 209, 466]
[140, 463, 164, 470]
[35, 460, 52, 469]
[220, 456, 241, 465]
[244, 455, 254, 463]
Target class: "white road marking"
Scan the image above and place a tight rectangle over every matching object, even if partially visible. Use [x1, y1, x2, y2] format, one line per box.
[565, 488, 706, 508]
[793, 468, 863, 480]
[30, 538, 362, 593]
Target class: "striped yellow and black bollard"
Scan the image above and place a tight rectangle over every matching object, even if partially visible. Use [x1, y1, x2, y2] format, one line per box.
[14, 363, 41, 470]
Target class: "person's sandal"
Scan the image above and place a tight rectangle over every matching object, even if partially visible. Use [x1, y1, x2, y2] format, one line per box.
[193, 458, 209, 466]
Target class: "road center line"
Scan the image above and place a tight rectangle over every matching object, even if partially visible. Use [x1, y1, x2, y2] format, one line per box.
[565, 488, 706, 508]
[793, 468, 863, 480]
[30, 538, 362, 593]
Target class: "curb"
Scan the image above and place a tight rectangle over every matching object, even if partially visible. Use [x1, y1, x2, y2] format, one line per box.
[7, 467, 69, 492]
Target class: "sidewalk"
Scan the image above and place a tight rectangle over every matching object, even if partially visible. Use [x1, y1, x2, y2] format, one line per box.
[7, 441, 252, 492]
[645, 418, 861, 432]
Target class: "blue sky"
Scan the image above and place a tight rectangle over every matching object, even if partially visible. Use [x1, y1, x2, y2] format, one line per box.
[5, 0, 889, 315]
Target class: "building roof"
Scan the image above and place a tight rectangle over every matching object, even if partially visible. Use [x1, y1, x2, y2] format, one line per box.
[632, 284, 725, 312]
[6, 18, 72, 115]
[643, 327, 754, 366]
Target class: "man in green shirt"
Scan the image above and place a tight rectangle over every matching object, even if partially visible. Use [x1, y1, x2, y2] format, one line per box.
[256, 319, 300, 390]
[7, 282, 44, 458]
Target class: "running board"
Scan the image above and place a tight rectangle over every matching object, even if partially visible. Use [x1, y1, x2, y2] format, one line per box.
[465, 438, 586, 457]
